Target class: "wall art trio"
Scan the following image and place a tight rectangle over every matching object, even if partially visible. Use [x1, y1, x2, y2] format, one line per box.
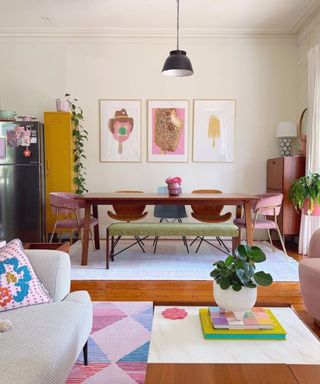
[100, 99, 235, 163]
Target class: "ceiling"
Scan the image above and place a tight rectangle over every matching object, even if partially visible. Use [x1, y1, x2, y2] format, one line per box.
[0, 0, 319, 35]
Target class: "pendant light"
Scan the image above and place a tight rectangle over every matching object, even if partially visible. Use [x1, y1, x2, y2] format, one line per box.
[162, 0, 194, 77]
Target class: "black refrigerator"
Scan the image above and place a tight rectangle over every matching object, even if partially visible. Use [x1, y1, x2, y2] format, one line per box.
[0, 121, 45, 242]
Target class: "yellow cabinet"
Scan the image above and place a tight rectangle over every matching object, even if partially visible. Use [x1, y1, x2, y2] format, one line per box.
[44, 112, 75, 238]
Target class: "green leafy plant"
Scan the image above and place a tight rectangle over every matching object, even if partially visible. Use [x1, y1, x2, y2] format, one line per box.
[289, 173, 320, 214]
[210, 244, 273, 291]
[65, 93, 88, 195]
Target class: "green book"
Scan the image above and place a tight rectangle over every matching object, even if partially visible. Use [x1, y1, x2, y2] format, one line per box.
[199, 308, 287, 340]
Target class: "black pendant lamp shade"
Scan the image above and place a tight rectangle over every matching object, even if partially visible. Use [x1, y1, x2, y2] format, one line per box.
[162, 0, 193, 77]
[162, 50, 193, 77]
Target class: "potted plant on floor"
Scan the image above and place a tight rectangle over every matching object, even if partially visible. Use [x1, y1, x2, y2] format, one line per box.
[289, 173, 320, 215]
[210, 244, 273, 320]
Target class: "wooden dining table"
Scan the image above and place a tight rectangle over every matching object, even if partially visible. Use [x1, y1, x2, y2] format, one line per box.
[81, 192, 259, 265]
[80, 192, 259, 266]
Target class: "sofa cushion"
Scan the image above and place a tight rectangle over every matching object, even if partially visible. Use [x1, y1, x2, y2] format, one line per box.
[0, 239, 52, 311]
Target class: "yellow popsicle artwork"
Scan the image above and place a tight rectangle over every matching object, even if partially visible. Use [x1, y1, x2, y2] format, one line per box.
[208, 114, 220, 147]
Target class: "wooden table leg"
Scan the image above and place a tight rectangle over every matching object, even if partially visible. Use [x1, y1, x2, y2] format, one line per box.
[244, 201, 253, 245]
[233, 204, 242, 249]
[81, 202, 91, 265]
[92, 204, 100, 250]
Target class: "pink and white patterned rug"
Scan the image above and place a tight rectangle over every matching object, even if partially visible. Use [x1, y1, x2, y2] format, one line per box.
[66, 301, 153, 384]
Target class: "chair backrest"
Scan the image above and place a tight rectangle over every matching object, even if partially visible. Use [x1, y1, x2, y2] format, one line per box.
[49, 192, 82, 215]
[191, 189, 224, 217]
[109, 190, 147, 218]
[154, 186, 187, 219]
[253, 193, 283, 216]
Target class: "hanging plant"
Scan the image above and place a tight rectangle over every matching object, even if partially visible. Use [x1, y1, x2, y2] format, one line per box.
[65, 93, 88, 194]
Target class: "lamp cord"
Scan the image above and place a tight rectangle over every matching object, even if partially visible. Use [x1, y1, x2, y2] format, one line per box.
[176, 0, 180, 51]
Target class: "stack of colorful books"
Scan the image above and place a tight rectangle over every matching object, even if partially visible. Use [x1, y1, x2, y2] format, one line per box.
[199, 307, 287, 340]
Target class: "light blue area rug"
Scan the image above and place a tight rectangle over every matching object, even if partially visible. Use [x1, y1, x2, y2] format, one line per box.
[70, 240, 299, 281]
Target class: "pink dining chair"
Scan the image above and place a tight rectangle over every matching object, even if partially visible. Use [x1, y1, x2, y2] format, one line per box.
[49, 192, 98, 248]
[233, 193, 288, 259]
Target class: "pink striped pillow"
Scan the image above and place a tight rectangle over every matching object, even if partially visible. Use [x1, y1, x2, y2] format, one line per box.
[0, 239, 52, 311]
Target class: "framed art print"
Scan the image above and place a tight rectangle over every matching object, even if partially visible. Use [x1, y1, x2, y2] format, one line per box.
[147, 100, 189, 162]
[100, 99, 141, 162]
[193, 99, 235, 162]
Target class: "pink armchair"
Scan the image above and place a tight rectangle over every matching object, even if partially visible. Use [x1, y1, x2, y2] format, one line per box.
[234, 193, 288, 259]
[49, 192, 98, 248]
[299, 228, 320, 327]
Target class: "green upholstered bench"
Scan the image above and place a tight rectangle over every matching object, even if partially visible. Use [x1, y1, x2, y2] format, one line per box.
[105, 222, 239, 269]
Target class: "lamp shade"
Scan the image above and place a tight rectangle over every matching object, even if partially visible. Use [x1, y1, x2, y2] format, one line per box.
[276, 122, 297, 138]
[162, 50, 193, 77]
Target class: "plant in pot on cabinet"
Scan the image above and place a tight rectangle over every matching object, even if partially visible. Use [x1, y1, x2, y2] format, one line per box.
[210, 244, 273, 320]
[289, 173, 320, 216]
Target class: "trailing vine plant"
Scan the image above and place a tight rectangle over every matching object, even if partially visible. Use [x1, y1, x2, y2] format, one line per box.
[65, 93, 88, 194]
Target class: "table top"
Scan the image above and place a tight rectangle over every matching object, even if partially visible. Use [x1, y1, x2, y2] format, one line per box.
[82, 192, 259, 205]
[148, 306, 320, 365]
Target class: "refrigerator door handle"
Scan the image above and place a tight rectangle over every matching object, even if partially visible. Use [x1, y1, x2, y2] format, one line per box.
[46, 159, 49, 176]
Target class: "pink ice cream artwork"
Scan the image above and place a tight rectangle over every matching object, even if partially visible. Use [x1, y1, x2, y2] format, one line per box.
[108, 108, 134, 154]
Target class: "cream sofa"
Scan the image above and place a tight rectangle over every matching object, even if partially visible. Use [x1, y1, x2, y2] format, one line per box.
[0, 249, 92, 384]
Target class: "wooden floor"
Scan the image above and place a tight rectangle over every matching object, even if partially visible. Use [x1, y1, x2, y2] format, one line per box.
[71, 241, 320, 337]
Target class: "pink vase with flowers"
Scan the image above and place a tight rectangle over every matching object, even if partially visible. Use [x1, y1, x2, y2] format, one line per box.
[166, 177, 182, 196]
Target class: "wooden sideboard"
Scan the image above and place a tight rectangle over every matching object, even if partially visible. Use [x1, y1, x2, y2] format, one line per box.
[267, 156, 305, 236]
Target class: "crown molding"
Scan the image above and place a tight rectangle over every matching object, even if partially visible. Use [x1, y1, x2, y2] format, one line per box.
[0, 27, 297, 40]
[290, 0, 320, 34]
[296, 6, 320, 42]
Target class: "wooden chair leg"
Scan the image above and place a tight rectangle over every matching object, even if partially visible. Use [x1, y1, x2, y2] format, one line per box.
[83, 340, 88, 366]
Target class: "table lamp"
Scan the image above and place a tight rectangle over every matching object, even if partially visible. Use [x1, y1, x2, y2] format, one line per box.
[276, 121, 297, 156]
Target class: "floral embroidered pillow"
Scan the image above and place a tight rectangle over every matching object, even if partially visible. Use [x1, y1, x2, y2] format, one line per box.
[0, 239, 52, 311]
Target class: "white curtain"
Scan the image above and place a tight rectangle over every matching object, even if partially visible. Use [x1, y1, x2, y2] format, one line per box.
[299, 45, 320, 255]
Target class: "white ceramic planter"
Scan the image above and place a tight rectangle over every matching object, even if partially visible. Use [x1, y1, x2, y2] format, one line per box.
[56, 99, 70, 112]
[213, 281, 257, 320]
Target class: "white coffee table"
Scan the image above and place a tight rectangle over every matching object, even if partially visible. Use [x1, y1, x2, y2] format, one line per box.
[148, 306, 320, 365]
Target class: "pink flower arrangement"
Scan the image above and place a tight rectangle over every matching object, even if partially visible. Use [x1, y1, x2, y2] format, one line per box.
[165, 176, 182, 185]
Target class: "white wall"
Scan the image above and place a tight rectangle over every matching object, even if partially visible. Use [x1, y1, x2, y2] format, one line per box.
[0, 35, 299, 227]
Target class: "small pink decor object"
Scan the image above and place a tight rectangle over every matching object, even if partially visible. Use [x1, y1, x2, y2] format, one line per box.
[165, 176, 182, 196]
[162, 307, 188, 320]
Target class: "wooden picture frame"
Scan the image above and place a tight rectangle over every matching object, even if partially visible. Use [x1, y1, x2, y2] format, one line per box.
[100, 99, 142, 162]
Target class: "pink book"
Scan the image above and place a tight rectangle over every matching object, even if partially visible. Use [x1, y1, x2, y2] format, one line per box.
[209, 307, 274, 330]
